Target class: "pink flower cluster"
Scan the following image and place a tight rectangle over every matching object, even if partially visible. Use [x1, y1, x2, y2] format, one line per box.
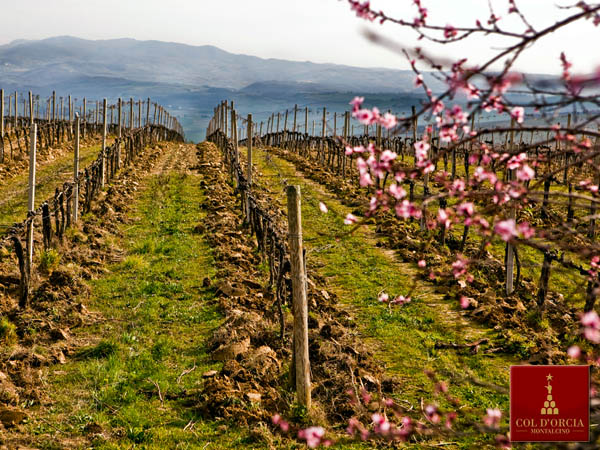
[483, 408, 502, 428]
[272, 414, 289, 432]
[346, 413, 413, 442]
[350, 97, 398, 129]
[581, 310, 600, 343]
[414, 140, 434, 173]
[349, 1, 376, 21]
[298, 426, 330, 448]
[494, 219, 535, 242]
[379, 291, 411, 306]
[412, 0, 428, 26]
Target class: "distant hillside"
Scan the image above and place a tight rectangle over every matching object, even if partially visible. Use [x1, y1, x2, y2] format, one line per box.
[0, 36, 444, 94]
[0, 36, 549, 141]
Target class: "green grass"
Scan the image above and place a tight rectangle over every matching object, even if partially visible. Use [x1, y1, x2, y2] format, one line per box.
[303, 144, 589, 310]
[0, 316, 17, 346]
[38, 248, 61, 274]
[0, 139, 111, 228]
[252, 147, 518, 448]
[23, 166, 288, 448]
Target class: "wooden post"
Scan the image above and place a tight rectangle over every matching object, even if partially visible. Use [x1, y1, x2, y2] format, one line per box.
[117, 98, 122, 167]
[101, 99, 107, 187]
[146, 97, 150, 126]
[51, 91, 55, 123]
[27, 124, 37, 266]
[73, 114, 80, 223]
[28, 92, 33, 126]
[506, 118, 516, 296]
[293, 104, 298, 133]
[130, 98, 134, 130]
[224, 100, 229, 138]
[334, 112, 338, 138]
[321, 108, 326, 162]
[247, 114, 253, 187]
[232, 109, 239, 164]
[286, 185, 311, 409]
[0, 89, 3, 138]
[304, 107, 308, 135]
[230, 101, 235, 139]
[15, 91, 19, 128]
[82, 98, 87, 139]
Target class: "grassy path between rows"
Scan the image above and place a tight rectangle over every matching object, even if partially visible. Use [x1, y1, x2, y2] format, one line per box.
[0, 138, 112, 228]
[18, 140, 521, 449]
[22, 144, 263, 449]
[251, 147, 519, 448]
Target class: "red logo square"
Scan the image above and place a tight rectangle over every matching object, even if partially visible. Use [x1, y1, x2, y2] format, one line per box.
[510, 365, 590, 442]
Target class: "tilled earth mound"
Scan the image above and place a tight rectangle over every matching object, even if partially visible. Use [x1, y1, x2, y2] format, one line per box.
[194, 142, 398, 429]
[0, 143, 166, 436]
[263, 146, 580, 364]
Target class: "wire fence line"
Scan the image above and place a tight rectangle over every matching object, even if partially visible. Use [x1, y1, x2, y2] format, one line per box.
[1, 98, 184, 308]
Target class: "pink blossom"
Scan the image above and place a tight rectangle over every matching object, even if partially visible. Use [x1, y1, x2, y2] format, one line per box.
[510, 106, 525, 124]
[517, 221, 535, 239]
[272, 414, 290, 432]
[414, 74, 424, 88]
[567, 345, 581, 359]
[380, 149, 397, 163]
[349, 96, 364, 111]
[495, 219, 517, 241]
[319, 202, 328, 214]
[452, 256, 468, 278]
[414, 140, 430, 162]
[451, 179, 466, 193]
[465, 83, 480, 100]
[424, 404, 441, 424]
[444, 24, 458, 39]
[457, 202, 475, 217]
[298, 426, 326, 448]
[372, 413, 391, 434]
[460, 296, 471, 309]
[344, 214, 358, 225]
[582, 311, 600, 343]
[506, 152, 527, 170]
[396, 200, 422, 219]
[439, 126, 458, 142]
[516, 164, 535, 181]
[349, 1, 376, 21]
[355, 108, 375, 125]
[418, 259, 426, 268]
[345, 145, 367, 155]
[380, 112, 398, 129]
[378, 292, 389, 303]
[585, 328, 600, 344]
[389, 183, 407, 200]
[360, 171, 373, 187]
[473, 166, 498, 185]
[391, 295, 411, 305]
[431, 98, 444, 114]
[449, 104, 468, 124]
[582, 310, 600, 328]
[437, 208, 451, 229]
[483, 408, 502, 428]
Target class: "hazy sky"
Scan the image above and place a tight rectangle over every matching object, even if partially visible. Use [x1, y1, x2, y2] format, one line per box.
[0, 0, 596, 75]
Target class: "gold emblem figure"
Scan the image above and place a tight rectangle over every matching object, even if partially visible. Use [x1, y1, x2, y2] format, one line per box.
[541, 374, 559, 415]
